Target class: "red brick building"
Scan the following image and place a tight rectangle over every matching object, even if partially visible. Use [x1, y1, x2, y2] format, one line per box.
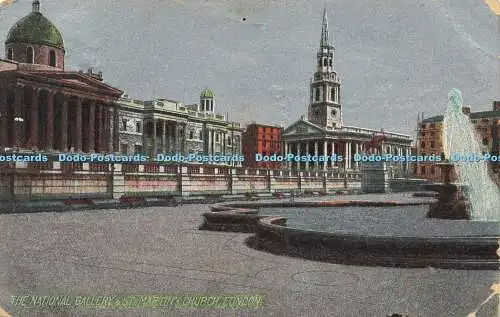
[242, 123, 282, 168]
[0, 1, 122, 152]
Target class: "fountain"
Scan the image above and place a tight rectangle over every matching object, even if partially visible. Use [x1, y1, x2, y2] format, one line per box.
[424, 159, 468, 219]
[424, 88, 500, 220]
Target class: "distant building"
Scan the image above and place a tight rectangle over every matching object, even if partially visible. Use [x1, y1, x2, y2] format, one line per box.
[242, 123, 282, 168]
[117, 88, 244, 165]
[281, 7, 412, 173]
[416, 101, 500, 181]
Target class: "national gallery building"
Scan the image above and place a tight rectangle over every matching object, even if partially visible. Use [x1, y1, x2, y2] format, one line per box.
[0, 1, 123, 153]
[282, 8, 413, 172]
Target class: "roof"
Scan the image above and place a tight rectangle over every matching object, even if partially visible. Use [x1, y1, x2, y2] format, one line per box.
[6, 8, 64, 50]
[421, 115, 444, 123]
[421, 109, 500, 123]
[470, 110, 500, 119]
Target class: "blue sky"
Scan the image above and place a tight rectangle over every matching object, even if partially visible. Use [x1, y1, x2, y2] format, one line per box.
[0, 0, 498, 135]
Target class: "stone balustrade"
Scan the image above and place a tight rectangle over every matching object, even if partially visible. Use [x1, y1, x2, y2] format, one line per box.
[0, 156, 362, 201]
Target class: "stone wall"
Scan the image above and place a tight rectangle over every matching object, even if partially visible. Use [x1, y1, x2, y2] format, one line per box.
[0, 160, 362, 201]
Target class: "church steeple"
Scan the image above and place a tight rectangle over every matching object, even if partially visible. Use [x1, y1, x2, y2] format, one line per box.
[308, 6, 342, 129]
[320, 5, 330, 48]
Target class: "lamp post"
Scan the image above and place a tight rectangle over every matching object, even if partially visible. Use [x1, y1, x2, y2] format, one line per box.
[11, 116, 24, 213]
[13, 116, 24, 150]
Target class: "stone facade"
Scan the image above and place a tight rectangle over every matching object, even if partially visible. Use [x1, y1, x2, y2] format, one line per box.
[415, 101, 500, 181]
[117, 90, 243, 165]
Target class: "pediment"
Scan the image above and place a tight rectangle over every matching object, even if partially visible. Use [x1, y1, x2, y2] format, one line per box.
[283, 119, 325, 136]
[18, 70, 123, 97]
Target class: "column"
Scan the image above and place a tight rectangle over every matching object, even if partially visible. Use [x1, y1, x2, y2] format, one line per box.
[106, 106, 112, 152]
[88, 101, 95, 152]
[344, 142, 349, 170]
[404, 148, 410, 175]
[99, 105, 106, 152]
[46, 91, 54, 150]
[323, 140, 327, 170]
[181, 123, 186, 155]
[96, 104, 103, 152]
[211, 130, 215, 155]
[0, 89, 7, 147]
[223, 132, 226, 156]
[112, 104, 119, 153]
[60, 95, 68, 151]
[162, 121, 167, 153]
[29, 87, 39, 149]
[297, 143, 301, 170]
[314, 141, 318, 170]
[174, 122, 179, 153]
[284, 142, 289, 169]
[75, 97, 82, 152]
[305, 142, 309, 170]
[207, 128, 212, 155]
[355, 142, 359, 170]
[330, 141, 335, 168]
[152, 119, 157, 156]
[348, 142, 352, 169]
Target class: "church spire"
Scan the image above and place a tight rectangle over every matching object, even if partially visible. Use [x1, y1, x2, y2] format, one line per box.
[32, 0, 40, 13]
[320, 4, 329, 48]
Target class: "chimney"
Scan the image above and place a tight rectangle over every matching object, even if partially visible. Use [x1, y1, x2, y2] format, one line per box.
[462, 106, 471, 116]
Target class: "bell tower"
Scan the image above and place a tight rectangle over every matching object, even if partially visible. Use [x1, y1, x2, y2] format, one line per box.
[307, 5, 342, 128]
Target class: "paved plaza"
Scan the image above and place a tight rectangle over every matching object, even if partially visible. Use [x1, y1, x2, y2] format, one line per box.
[0, 195, 498, 316]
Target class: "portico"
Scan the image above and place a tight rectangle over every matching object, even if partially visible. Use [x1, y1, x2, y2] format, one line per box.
[0, 70, 122, 153]
[282, 117, 412, 172]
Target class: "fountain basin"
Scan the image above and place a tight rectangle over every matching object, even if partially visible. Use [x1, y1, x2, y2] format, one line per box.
[200, 201, 500, 270]
[421, 183, 470, 220]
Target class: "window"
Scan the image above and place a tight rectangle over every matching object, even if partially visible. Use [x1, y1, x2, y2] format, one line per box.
[189, 130, 194, 139]
[430, 141, 434, 148]
[420, 142, 425, 148]
[7, 47, 13, 60]
[26, 47, 34, 64]
[122, 119, 128, 131]
[227, 137, 231, 145]
[483, 138, 489, 146]
[431, 166, 435, 175]
[331, 88, 335, 102]
[136, 122, 141, 133]
[215, 134, 219, 142]
[199, 131, 203, 140]
[49, 50, 56, 67]
[331, 110, 336, 116]
[329, 58, 332, 67]
[315, 88, 320, 101]
[420, 166, 426, 175]
[323, 58, 327, 66]
[134, 145, 142, 153]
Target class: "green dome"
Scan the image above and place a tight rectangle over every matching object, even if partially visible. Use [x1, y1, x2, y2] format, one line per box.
[6, 11, 64, 50]
[200, 88, 214, 98]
